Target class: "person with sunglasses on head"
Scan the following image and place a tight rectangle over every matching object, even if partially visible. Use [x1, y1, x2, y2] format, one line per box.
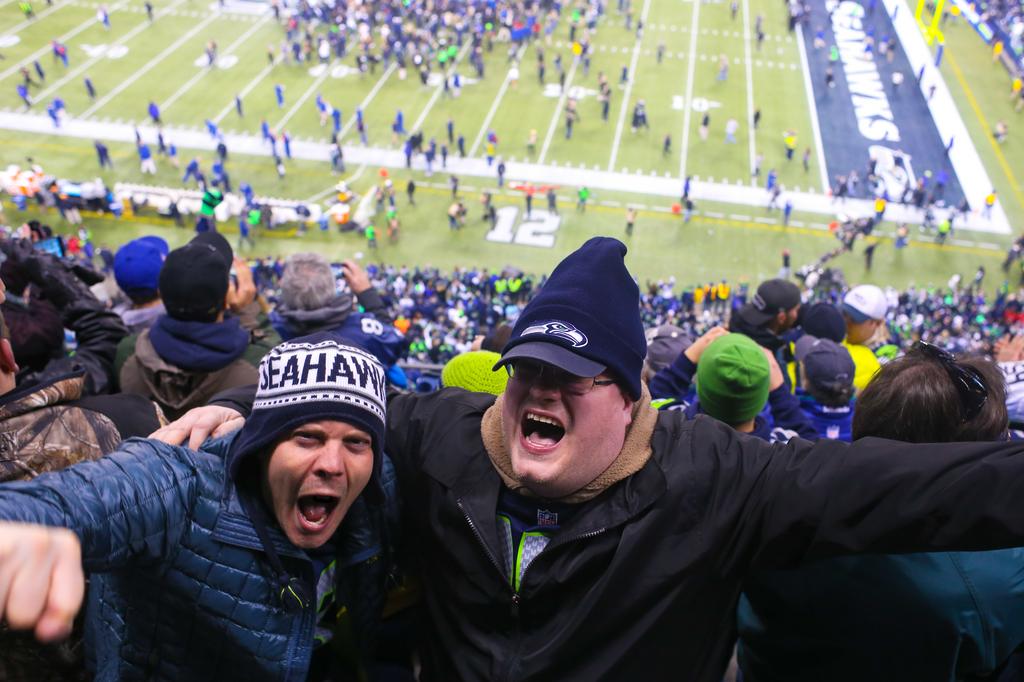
[80, 238, 1024, 680]
[738, 342, 1024, 682]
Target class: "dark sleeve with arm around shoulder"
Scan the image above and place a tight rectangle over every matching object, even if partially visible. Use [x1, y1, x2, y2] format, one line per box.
[689, 415, 1024, 573]
[383, 388, 496, 472]
[356, 288, 392, 324]
[209, 383, 258, 415]
[648, 352, 698, 400]
[766, 385, 818, 440]
[0, 438, 202, 572]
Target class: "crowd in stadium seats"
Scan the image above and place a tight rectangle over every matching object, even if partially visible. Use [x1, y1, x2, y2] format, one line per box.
[979, 0, 1024, 52]
[3, 221, 1024, 680]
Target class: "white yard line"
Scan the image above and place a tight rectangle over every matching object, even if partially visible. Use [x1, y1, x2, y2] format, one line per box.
[741, 0, 756, 184]
[469, 43, 526, 157]
[2, 1, 68, 40]
[160, 13, 271, 114]
[274, 58, 338, 131]
[678, 0, 700, 180]
[212, 61, 273, 123]
[33, 0, 188, 103]
[607, 0, 653, 172]
[794, 24, 828, 192]
[0, 0, 131, 82]
[537, 56, 578, 164]
[337, 62, 397, 141]
[410, 40, 473, 133]
[82, 8, 221, 118]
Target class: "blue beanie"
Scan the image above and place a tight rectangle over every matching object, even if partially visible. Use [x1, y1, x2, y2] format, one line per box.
[495, 237, 646, 400]
[114, 236, 168, 299]
[228, 333, 388, 503]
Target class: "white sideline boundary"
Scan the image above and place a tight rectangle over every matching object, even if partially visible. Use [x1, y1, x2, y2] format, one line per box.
[883, 0, 1010, 227]
[794, 21, 829, 193]
[0, 110, 1010, 234]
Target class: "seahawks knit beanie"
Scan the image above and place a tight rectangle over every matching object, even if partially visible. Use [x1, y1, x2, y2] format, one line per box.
[495, 237, 646, 400]
[442, 350, 508, 395]
[696, 333, 770, 425]
[228, 333, 388, 502]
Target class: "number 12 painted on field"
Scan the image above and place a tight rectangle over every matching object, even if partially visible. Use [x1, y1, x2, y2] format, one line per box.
[485, 207, 560, 248]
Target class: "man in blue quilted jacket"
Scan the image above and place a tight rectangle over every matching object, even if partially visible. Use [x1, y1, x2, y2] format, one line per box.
[0, 333, 397, 680]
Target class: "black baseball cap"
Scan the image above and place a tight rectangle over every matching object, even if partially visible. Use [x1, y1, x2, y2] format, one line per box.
[794, 335, 855, 392]
[737, 279, 801, 326]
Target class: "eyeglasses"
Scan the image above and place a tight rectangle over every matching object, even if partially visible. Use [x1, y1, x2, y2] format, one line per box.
[912, 341, 989, 421]
[505, 359, 616, 396]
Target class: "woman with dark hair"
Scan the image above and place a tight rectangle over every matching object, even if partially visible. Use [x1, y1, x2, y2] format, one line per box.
[737, 343, 1024, 682]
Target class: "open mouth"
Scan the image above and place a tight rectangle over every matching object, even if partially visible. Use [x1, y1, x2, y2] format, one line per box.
[521, 411, 566, 448]
[296, 494, 340, 530]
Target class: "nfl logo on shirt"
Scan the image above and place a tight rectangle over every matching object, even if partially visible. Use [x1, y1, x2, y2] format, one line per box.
[536, 509, 559, 527]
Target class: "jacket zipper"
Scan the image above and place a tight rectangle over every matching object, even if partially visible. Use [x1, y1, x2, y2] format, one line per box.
[458, 499, 614, 681]
[457, 497, 510, 589]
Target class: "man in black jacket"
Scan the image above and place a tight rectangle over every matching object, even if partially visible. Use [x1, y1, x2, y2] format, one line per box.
[728, 277, 802, 354]
[75, 239, 1024, 680]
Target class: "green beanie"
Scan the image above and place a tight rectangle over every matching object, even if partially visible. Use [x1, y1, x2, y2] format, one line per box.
[441, 350, 509, 396]
[696, 333, 770, 426]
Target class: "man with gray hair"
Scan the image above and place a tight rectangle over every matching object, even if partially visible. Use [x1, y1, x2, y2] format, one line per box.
[269, 254, 405, 371]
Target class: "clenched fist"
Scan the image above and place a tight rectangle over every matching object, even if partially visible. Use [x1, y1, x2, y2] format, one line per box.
[0, 523, 84, 642]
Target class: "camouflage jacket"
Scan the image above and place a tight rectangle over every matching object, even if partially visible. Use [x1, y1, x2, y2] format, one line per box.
[0, 370, 166, 679]
[0, 370, 164, 482]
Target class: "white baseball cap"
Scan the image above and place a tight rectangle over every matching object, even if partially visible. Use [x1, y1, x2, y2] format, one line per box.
[842, 284, 888, 323]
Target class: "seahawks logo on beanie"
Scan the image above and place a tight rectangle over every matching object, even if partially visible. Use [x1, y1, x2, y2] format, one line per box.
[255, 338, 386, 424]
[520, 321, 589, 348]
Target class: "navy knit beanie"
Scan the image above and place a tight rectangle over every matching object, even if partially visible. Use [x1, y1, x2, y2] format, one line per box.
[228, 333, 388, 503]
[495, 237, 646, 400]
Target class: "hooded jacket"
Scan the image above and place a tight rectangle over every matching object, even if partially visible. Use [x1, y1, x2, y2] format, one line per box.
[366, 389, 1024, 680]
[206, 384, 1024, 681]
[119, 316, 258, 419]
[0, 431, 396, 681]
[269, 290, 405, 368]
[0, 370, 164, 681]
[0, 370, 164, 482]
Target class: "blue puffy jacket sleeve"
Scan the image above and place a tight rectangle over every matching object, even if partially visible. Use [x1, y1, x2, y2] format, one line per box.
[0, 438, 202, 572]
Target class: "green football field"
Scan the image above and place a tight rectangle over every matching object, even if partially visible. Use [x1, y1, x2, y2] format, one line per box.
[0, 0, 1020, 292]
